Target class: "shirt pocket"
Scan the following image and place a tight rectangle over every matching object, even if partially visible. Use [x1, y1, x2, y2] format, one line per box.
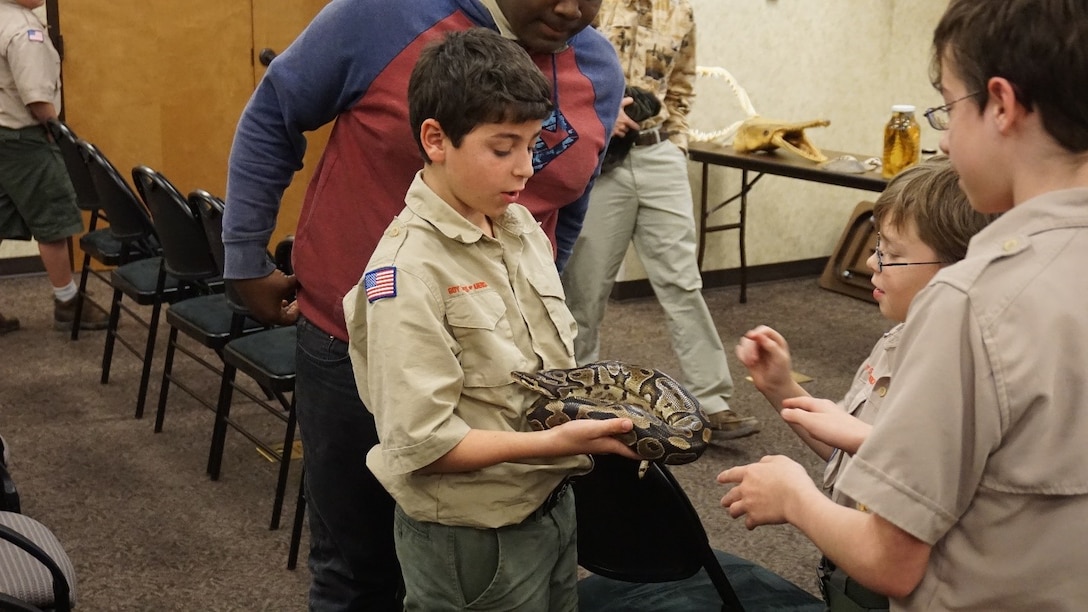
[526, 272, 576, 358]
[446, 290, 522, 388]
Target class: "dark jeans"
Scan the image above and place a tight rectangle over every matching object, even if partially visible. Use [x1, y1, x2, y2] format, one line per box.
[295, 316, 402, 611]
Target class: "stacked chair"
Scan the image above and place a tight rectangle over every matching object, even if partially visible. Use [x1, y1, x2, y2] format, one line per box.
[79, 142, 183, 419]
[45, 120, 156, 339]
[194, 192, 300, 531]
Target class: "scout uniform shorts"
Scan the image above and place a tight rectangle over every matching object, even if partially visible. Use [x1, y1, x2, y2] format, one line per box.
[0, 125, 82, 242]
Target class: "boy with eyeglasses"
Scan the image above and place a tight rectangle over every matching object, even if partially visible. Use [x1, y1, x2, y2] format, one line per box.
[718, 0, 1088, 608]
[734, 157, 995, 610]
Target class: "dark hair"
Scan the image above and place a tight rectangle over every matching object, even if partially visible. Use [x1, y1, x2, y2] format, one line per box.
[873, 157, 997, 264]
[408, 28, 553, 162]
[931, 0, 1088, 153]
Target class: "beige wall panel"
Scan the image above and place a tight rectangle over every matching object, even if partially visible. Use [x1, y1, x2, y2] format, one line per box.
[61, 1, 252, 199]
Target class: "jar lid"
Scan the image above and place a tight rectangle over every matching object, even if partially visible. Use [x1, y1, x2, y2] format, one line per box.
[892, 104, 916, 113]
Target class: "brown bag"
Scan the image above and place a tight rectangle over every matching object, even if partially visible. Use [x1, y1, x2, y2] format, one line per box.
[733, 116, 831, 163]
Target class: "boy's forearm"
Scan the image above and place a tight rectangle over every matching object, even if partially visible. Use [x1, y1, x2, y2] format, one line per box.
[755, 382, 834, 459]
[416, 429, 554, 474]
[788, 489, 930, 598]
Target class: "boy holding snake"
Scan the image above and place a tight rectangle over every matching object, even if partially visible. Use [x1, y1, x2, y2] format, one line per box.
[343, 29, 636, 611]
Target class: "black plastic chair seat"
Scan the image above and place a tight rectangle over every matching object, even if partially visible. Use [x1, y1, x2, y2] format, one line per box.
[78, 229, 154, 267]
[165, 294, 265, 350]
[222, 326, 297, 394]
[108, 257, 182, 305]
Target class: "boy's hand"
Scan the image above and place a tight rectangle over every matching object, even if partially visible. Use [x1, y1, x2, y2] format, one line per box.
[612, 96, 641, 138]
[735, 325, 794, 393]
[717, 455, 820, 529]
[781, 396, 871, 455]
[550, 418, 640, 460]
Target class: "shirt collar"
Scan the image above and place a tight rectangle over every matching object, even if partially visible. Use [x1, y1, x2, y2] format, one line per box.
[478, 0, 517, 40]
[403, 171, 530, 244]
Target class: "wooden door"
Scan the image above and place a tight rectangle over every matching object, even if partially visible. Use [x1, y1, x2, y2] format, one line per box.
[59, 0, 329, 257]
[252, 0, 333, 250]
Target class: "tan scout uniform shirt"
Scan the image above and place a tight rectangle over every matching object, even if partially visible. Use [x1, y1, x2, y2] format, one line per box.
[823, 323, 900, 510]
[0, 0, 60, 129]
[595, 0, 695, 150]
[838, 188, 1088, 611]
[344, 173, 588, 529]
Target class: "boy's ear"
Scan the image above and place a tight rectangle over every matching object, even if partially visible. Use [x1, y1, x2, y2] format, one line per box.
[986, 76, 1028, 134]
[420, 118, 447, 164]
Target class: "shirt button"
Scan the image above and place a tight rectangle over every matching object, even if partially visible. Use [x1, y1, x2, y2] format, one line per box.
[1003, 238, 1018, 252]
[388, 227, 400, 237]
[877, 386, 887, 397]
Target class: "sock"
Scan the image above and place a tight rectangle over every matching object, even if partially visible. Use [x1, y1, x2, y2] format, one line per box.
[54, 281, 78, 303]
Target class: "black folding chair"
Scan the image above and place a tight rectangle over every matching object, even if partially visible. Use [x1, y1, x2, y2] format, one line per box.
[195, 192, 300, 530]
[47, 122, 155, 339]
[574, 455, 745, 612]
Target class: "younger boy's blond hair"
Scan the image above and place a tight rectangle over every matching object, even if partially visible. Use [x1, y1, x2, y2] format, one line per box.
[873, 157, 998, 263]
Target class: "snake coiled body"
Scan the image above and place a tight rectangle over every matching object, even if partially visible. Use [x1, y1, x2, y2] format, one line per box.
[511, 361, 712, 468]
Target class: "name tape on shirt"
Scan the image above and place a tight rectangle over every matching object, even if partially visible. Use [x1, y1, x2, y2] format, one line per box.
[364, 266, 397, 303]
[27, 29, 46, 43]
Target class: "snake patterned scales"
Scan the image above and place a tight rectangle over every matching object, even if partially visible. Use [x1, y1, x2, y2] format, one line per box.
[511, 361, 712, 476]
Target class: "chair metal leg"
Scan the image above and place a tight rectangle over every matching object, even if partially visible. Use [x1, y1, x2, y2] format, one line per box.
[153, 326, 180, 432]
[70, 253, 92, 341]
[270, 395, 298, 530]
[207, 364, 238, 479]
[287, 471, 306, 570]
[100, 288, 123, 384]
[134, 299, 164, 419]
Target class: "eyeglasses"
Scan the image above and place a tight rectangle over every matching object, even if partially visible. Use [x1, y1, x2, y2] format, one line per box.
[923, 91, 983, 130]
[874, 236, 943, 272]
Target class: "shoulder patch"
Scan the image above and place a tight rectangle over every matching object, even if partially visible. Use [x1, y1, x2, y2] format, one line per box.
[364, 266, 397, 303]
[27, 29, 45, 43]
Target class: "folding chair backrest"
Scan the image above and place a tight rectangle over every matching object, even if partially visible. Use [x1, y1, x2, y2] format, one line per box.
[192, 190, 249, 313]
[573, 454, 744, 610]
[78, 140, 157, 249]
[133, 166, 217, 283]
[45, 120, 98, 213]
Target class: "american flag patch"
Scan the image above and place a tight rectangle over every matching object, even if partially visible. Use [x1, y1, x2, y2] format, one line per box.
[364, 266, 397, 303]
[27, 29, 45, 43]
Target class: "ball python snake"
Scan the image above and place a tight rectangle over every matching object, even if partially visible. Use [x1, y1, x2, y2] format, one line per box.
[511, 361, 712, 477]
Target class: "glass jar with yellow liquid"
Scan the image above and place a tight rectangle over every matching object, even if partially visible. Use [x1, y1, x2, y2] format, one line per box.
[881, 104, 921, 179]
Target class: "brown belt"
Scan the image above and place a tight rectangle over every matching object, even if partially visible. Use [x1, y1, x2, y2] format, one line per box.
[633, 128, 672, 147]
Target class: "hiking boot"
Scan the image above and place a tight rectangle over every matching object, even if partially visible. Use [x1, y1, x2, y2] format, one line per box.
[706, 410, 761, 441]
[0, 312, 19, 335]
[54, 296, 110, 331]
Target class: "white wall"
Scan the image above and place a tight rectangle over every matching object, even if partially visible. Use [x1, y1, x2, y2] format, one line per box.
[618, 0, 950, 280]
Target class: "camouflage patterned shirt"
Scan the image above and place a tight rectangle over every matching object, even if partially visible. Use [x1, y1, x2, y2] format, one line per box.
[595, 0, 696, 150]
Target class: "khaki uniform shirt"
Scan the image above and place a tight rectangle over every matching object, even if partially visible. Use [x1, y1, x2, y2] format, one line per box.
[595, 0, 695, 150]
[0, 0, 60, 129]
[823, 323, 900, 510]
[344, 173, 588, 529]
[837, 188, 1088, 610]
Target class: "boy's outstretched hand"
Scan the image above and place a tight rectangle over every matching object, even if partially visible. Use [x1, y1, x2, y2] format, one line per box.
[717, 455, 822, 530]
[550, 417, 641, 460]
[735, 325, 795, 395]
[781, 396, 872, 455]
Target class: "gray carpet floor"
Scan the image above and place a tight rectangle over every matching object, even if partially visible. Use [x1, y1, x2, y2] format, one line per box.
[0, 272, 887, 610]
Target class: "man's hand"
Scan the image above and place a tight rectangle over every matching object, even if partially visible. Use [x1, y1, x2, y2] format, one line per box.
[612, 96, 641, 138]
[717, 455, 821, 529]
[232, 270, 299, 326]
[781, 396, 871, 455]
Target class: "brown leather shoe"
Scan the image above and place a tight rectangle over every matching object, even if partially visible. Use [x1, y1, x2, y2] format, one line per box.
[0, 312, 19, 335]
[53, 296, 109, 331]
[706, 409, 761, 440]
